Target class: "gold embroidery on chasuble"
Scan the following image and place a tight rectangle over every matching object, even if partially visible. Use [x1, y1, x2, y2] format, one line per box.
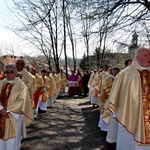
[138, 69, 150, 144]
[0, 83, 14, 139]
[42, 78, 47, 102]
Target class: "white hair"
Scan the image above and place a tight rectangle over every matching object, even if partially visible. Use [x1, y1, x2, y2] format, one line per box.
[134, 47, 149, 60]
[4, 64, 17, 72]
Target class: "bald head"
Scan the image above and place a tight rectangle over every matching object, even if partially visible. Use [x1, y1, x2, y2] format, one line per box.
[135, 47, 150, 67]
[16, 58, 25, 72]
[135, 47, 149, 58]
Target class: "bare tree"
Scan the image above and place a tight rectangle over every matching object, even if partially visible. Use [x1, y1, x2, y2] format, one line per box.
[102, 0, 150, 29]
[62, 0, 68, 75]
[9, 0, 64, 71]
[5, 0, 150, 71]
[65, 1, 77, 72]
[74, 0, 95, 70]
[140, 21, 150, 48]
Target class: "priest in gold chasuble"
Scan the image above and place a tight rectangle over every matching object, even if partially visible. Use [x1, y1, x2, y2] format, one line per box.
[107, 47, 150, 150]
[0, 64, 33, 150]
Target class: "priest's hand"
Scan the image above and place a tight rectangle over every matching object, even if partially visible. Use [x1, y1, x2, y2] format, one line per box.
[0, 108, 10, 118]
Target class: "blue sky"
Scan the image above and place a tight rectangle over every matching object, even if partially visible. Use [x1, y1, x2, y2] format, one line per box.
[0, 0, 24, 55]
[0, 0, 121, 58]
[0, 0, 89, 59]
[0, 0, 42, 57]
[0, 1, 133, 58]
[0, 0, 112, 59]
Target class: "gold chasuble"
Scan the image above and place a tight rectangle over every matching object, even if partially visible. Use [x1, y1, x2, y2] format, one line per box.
[98, 74, 114, 114]
[0, 83, 14, 139]
[0, 77, 33, 140]
[92, 72, 103, 98]
[41, 76, 49, 102]
[107, 61, 150, 145]
[48, 75, 57, 98]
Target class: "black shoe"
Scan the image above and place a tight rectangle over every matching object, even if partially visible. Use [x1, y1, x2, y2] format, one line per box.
[38, 108, 46, 114]
[93, 104, 99, 108]
[34, 116, 39, 120]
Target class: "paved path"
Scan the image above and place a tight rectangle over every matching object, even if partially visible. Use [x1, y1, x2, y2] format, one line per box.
[21, 96, 116, 150]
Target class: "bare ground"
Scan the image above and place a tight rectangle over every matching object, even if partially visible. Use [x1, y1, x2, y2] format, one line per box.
[20, 95, 116, 150]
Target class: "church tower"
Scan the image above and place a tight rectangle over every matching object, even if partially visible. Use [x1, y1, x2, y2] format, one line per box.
[128, 32, 138, 59]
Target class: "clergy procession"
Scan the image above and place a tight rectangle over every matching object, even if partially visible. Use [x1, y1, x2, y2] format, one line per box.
[0, 46, 150, 150]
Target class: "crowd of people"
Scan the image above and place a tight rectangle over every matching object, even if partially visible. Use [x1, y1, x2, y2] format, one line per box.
[67, 68, 91, 97]
[87, 47, 150, 150]
[0, 58, 91, 150]
[0, 46, 150, 150]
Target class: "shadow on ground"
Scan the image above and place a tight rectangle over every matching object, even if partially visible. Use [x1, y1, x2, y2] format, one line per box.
[21, 96, 116, 150]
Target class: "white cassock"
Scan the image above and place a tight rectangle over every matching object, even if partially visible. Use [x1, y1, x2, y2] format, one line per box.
[47, 96, 55, 107]
[117, 123, 150, 150]
[98, 114, 108, 132]
[88, 84, 92, 102]
[38, 88, 48, 111]
[0, 112, 24, 150]
[106, 113, 118, 143]
[91, 95, 99, 105]
[38, 101, 47, 111]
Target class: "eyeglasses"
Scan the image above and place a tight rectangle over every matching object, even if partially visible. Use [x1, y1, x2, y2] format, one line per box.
[5, 71, 15, 74]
